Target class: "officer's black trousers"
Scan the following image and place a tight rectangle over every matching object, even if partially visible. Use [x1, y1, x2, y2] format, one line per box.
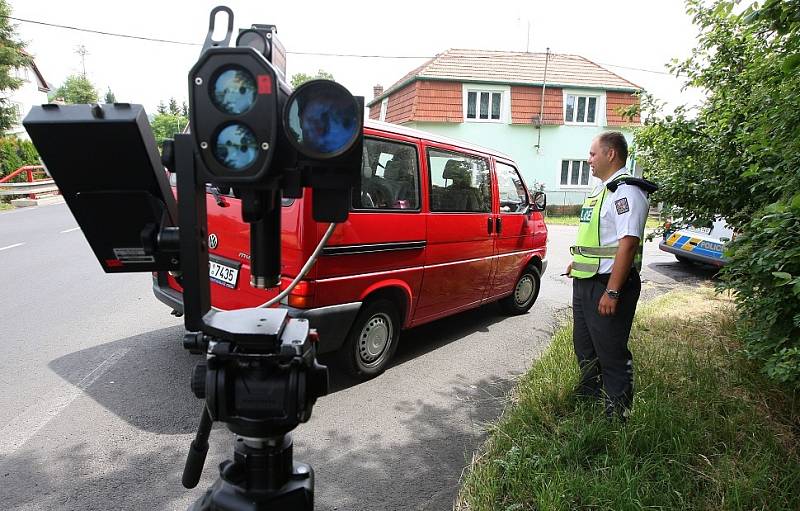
[572, 270, 641, 414]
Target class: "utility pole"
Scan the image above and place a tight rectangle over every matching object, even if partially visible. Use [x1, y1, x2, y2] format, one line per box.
[75, 45, 89, 77]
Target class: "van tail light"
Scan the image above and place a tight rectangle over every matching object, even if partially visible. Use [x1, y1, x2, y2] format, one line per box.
[281, 278, 316, 309]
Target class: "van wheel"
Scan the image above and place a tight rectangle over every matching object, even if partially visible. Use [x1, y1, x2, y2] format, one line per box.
[676, 255, 693, 265]
[340, 299, 400, 380]
[499, 266, 541, 315]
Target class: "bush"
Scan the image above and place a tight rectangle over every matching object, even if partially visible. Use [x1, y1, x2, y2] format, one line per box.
[0, 136, 40, 180]
[635, 0, 800, 387]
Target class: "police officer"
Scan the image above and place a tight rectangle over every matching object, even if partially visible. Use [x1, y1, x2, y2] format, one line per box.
[565, 131, 653, 420]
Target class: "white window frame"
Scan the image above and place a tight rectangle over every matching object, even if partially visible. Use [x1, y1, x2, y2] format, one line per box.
[379, 98, 388, 122]
[563, 90, 605, 126]
[558, 159, 600, 190]
[462, 84, 510, 124]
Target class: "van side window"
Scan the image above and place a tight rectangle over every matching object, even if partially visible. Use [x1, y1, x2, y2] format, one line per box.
[495, 162, 529, 213]
[428, 149, 491, 213]
[353, 138, 420, 211]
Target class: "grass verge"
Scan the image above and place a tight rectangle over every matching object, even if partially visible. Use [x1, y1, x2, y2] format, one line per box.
[457, 287, 800, 511]
[545, 215, 662, 229]
[0, 201, 14, 211]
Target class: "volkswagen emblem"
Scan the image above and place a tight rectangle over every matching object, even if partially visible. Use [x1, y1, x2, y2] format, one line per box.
[208, 233, 219, 249]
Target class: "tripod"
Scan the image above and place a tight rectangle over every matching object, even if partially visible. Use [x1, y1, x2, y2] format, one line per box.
[180, 309, 328, 511]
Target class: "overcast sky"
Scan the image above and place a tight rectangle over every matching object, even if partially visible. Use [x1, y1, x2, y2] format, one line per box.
[10, 0, 705, 115]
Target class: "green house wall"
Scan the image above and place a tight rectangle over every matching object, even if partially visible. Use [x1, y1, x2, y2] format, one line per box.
[404, 121, 636, 206]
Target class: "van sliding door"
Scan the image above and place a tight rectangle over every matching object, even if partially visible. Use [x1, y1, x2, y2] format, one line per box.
[416, 146, 494, 322]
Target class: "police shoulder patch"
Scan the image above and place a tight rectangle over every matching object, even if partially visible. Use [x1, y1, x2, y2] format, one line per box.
[614, 197, 630, 215]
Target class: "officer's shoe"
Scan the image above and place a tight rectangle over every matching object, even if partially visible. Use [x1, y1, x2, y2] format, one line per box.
[604, 399, 631, 423]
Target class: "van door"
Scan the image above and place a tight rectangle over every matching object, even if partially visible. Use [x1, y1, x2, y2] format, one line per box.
[313, 134, 426, 313]
[415, 146, 494, 322]
[489, 160, 533, 299]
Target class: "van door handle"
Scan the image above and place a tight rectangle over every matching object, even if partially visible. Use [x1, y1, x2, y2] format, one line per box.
[496, 217, 502, 234]
[487, 217, 493, 234]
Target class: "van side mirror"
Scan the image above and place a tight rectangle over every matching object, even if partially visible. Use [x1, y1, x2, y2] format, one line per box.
[531, 191, 546, 212]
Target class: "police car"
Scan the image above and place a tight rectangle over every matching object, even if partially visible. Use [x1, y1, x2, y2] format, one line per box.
[659, 217, 733, 267]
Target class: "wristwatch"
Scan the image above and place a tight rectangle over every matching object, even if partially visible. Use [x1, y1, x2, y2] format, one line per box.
[605, 289, 620, 300]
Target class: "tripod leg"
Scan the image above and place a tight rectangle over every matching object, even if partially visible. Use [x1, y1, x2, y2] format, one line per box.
[183, 407, 213, 489]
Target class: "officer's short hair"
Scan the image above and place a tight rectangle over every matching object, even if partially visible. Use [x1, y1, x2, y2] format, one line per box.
[597, 132, 628, 163]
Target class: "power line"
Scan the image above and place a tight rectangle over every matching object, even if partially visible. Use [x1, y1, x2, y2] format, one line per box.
[6, 15, 199, 46]
[6, 14, 673, 75]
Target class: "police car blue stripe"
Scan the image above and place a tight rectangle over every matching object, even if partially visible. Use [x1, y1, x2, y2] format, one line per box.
[691, 247, 724, 259]
[674, 235, 691, 246]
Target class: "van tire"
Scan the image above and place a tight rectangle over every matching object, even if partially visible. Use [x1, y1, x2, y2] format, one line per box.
[499, 265, 541, 315]
[339, 298, 400, 380]
[676, 255, 693, 265]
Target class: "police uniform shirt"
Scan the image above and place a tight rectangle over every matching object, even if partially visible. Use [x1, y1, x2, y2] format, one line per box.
[596, 167, 650, 274]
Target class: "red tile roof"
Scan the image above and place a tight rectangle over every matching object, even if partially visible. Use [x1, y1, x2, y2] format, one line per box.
[369, 49, 642, 106]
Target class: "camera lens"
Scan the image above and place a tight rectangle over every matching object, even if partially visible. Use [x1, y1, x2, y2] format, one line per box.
[211, 67, 257, 115]
[285, 80, 359, 159]
[213, 123, 258, 170]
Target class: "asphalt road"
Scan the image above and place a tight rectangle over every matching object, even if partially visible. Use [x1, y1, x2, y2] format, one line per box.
[0, 201, 717, 510]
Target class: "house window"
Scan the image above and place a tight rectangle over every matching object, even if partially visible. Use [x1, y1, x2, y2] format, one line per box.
[560, 160, 591, 187]
[379, 98, 388, 122]
[10, 102, 22, 123]
[466, 90, 502, 121]
[564, 94, 599, 124]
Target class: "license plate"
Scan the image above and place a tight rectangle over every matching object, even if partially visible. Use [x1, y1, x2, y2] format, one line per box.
[209, 260, 239, 288]
[688, 226, 711, 235]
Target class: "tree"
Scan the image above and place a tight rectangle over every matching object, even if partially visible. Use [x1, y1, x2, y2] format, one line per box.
[104, 88, 117, 104]
[634, 0, 800, 386]
[290, 69, 335, 89]
[0, 136, 39, 180]
[168, 97, 180, 115]
[52, 74, 99, 104]
[0, 0, 33, 133]
[150, 112, 188, 149]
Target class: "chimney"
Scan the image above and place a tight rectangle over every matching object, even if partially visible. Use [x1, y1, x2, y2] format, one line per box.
[373, 84, 384, 99]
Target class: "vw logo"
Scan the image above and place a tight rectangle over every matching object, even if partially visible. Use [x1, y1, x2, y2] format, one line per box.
[208, 233, 219, 249]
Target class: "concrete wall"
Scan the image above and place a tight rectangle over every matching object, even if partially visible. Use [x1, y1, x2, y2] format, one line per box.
[404, 121, 635, 206]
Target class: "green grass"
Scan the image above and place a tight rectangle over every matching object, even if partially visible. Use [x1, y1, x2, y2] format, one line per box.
[0, 201, 13, 211]
[545, 215, 662, 229]
[457, 288, 800, 511]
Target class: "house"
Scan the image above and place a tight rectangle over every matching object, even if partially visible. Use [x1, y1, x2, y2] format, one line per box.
[367, 49, 642, 206]
[7, 55, 51, 140]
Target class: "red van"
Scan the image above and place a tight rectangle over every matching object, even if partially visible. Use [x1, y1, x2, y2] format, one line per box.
[154, 120, 548, 378]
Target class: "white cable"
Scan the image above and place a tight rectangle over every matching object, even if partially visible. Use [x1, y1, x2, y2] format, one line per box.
[257, 222, 338, 309]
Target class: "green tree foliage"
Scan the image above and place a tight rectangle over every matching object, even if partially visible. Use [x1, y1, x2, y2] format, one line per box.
[150, 112, 188, 149]
[635, 0, 800, 386]
[0, 0, 33, 133]
[52, 74, 99, 104]
[0, 136, 40, 180]
[290, 69, 334, 89]
[104, 88, 117, 103]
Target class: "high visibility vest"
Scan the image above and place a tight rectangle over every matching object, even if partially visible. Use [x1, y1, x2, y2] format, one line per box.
[570, 173, 644, 279]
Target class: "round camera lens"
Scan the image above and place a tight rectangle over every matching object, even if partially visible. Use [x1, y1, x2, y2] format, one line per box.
[213, 123, 258, 170]
[285, 81, 359, 158]
[211, 67, 257, 115]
